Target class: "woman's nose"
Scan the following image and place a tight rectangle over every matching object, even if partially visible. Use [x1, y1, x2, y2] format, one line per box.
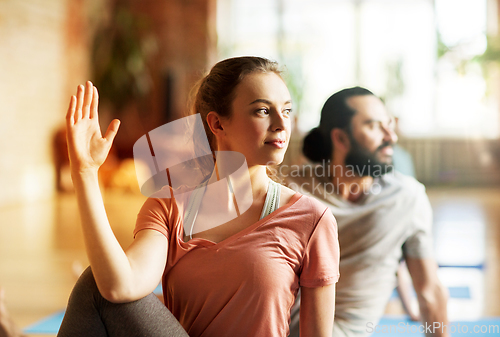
[271, 110, 288, 131]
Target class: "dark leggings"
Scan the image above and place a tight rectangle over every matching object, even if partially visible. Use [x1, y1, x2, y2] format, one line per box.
[57, 267, 189, 337]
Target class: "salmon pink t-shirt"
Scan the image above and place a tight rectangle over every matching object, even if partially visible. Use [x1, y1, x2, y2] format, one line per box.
[134, 191, 339, 337]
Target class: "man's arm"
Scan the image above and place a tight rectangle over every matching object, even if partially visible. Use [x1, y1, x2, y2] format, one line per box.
[406, 257, 449, 337]
[396, 262, 421, 321]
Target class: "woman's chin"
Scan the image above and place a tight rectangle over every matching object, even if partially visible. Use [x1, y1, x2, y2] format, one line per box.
[264, 155, 285, 166]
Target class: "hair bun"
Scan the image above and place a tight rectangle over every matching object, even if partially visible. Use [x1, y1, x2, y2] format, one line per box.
[302, 127, 331, 163]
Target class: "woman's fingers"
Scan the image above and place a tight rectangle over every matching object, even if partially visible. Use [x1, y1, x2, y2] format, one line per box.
[75, 85, 84, 121]
[90, 86, 99, 119]
[66, 95, 76, 126]
[72, 81, 97, 122]
[104, 119, 121, 145]
[82, 81, 93, 119]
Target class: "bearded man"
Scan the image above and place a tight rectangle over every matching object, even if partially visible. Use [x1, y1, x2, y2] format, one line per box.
[287, 87, 449, 337]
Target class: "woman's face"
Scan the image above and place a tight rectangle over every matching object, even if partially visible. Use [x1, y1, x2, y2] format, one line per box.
[217, 72, 292, 167]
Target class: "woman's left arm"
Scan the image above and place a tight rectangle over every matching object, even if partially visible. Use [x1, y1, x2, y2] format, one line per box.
[299, 284, 336, 337]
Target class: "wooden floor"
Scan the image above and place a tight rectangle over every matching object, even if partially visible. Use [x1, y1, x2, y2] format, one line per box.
[0, 191, 147, 336]
[0, 187, 498, 336]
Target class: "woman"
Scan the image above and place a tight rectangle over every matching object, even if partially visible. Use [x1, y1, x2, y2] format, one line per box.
[58, 56, 339, 337]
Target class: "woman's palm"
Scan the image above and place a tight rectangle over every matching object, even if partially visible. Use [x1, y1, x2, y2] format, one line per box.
[66, 82, 120, 173]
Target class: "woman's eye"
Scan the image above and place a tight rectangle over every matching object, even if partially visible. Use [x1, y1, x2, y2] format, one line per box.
[283, 108, 292, 115]
[257, 108, 269, 115]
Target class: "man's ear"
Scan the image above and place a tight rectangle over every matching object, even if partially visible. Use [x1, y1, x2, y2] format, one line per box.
[206, 111, 224, 137]
[330, 128, 350, 153]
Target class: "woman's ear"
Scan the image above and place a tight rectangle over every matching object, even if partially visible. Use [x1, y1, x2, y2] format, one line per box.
[330, 128, 350, 153]
[206, 111, 224, 137]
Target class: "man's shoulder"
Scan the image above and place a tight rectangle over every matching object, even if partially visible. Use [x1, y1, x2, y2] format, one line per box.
[380, 171, 425, 194]
[376, 171, 428, 206]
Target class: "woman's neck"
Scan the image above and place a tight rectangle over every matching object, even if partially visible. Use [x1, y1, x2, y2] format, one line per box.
[247, 165, 270, 201]
[207, 157, 269, 205]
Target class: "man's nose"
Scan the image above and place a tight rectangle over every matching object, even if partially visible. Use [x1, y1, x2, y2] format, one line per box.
[382, 125, 398, 144]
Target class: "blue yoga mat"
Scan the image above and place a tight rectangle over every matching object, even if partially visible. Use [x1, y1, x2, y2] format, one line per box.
[24, 311, 65, 334]
[24, 313, 500, 335]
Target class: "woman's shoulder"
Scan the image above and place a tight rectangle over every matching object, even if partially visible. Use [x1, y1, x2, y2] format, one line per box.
[278, 183, 298, 207]
[140, 184, 194, 216]
[279, 183, 329, 218]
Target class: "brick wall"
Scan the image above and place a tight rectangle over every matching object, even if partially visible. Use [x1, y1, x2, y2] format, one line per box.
[0, 0, 217, 206]
[132, 0, 217, 124]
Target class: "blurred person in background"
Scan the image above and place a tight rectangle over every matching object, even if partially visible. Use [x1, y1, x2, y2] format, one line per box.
[287, 87, 449, 337]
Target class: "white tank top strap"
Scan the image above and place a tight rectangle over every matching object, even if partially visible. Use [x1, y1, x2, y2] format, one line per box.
[184, 179, 281, 240]
[259, 179, 281, 220]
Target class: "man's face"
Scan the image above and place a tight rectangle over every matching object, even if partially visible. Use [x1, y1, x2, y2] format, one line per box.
[344, 95, 398, 177]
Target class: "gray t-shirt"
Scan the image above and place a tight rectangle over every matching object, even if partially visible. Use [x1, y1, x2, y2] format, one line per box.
[287, 171, 433, 337]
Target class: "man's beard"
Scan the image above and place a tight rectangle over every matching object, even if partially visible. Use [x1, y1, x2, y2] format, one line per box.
[344, 136, 394, 178]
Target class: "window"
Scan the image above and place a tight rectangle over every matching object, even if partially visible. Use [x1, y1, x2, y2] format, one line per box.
[217, 0, 496, 138]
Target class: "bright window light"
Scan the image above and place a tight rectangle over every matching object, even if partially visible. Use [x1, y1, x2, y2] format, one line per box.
[217, 0, 497, 138]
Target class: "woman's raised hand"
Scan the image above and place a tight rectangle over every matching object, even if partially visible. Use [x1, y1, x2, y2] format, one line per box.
[66, 81, 120, 174]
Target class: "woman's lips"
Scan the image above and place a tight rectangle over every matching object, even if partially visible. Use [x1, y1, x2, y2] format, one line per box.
[265, 139, 286, 149]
